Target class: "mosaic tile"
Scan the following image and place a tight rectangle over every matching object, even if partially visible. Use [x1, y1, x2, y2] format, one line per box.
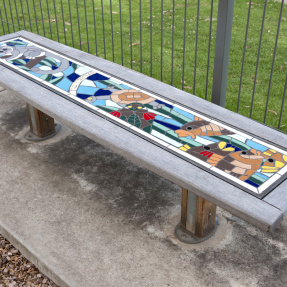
[278, 164, 287, 176]
[258, 174, 281, 193]
[211, 120, 253, 139]
[44, 81, 70, 95]
[169, 145, 212, 168]
[211, 167, 259, 193]
[0, 36, 287, 197]
[173, 103, 211, 121]
[131, 126, 169, 147]
[0, 59, 21, 70]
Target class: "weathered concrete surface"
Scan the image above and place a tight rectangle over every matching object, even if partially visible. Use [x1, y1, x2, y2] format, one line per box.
[0, 86, 286, 287]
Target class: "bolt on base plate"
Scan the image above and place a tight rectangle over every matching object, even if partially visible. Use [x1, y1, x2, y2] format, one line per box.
[175, 217, 219, 244]
[24, 123, 61, 142]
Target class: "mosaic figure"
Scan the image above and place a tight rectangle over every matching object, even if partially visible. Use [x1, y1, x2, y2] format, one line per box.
[1, 37, 287, 196]
[175, 117, 232, 139]
[0, 41, 69, 75]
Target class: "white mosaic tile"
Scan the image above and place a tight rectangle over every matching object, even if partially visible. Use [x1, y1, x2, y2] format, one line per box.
[17, 69, 45, 82]
[258, 174, 281, 194]
[97, 109, 132, 127]
[211, 167, 259, 194]
[0, 61, 21, 70]
[131, 126, 169, 147]
[277, 164, 287, 176]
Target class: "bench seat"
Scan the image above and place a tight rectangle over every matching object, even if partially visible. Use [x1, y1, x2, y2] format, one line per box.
[0, 31, 287, 234]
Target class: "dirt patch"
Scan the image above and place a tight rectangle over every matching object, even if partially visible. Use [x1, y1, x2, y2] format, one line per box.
[0, 234, 58, 287]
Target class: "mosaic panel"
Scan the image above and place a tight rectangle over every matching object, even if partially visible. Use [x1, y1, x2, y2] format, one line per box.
[0, 37, 287, 197]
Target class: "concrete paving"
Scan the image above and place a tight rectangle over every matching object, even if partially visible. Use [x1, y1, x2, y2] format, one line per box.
[0, 85, 286, 287]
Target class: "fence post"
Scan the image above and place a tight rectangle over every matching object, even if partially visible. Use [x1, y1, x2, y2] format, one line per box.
[211, 0, 234, 107]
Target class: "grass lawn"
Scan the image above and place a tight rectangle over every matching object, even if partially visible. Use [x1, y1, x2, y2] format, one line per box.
[1, 0, 286, 133]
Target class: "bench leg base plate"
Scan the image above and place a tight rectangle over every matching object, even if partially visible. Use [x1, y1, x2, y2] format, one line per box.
[175, 217, 219, 244]
[25, 123, 61, 142]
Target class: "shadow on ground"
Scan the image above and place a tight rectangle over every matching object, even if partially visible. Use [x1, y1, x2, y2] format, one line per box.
[0, 92, 287, 287]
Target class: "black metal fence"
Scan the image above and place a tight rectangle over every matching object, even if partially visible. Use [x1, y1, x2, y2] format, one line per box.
[0, 0, 286, 133]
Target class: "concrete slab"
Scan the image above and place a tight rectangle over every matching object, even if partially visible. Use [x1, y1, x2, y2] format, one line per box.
[0, 87, 287, 287]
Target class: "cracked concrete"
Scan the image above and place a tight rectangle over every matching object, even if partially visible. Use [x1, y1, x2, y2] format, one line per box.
[0, 87, 286, 287]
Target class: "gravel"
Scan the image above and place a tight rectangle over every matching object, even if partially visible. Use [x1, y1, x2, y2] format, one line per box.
[0, 234, 59, 287]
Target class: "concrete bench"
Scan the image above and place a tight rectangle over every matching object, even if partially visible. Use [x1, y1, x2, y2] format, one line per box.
[1, 31, 287, 243]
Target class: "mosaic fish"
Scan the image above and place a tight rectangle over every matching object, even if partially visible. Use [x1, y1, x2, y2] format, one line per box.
[175, 117, 231, 139]
[181, 141, 264, 181]
[218, 148, 264, 181]
[261, 149, 287, 173]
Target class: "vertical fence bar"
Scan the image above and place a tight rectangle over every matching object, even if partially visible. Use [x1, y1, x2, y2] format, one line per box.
[39, 0, 46, 37]
[205, 0, 213, 100]
[129, 0, 133, 69]
[119, 0, 123, 65]
[19, 0, 26, 30]
[278, 74, 287, 130]
[53, 0, 59, 42]
[250, 0, 267, 118]
[150, 0, 152, 77]
[92, 0, 98, 56]
[181, 0, 187, 90]
[24, 0, 31, 32]
[68, 0, 74, 48]
[0, 6, 6, 34]
[171, 0, 175, 86]
[61, 0, 67, 45]
[84, 0, 90, 53]
[140, 0, 142, 73]
[32, 0, 39, 34]
[160, 0, 163, 81]
[8, 0, 16, 32]
[193, 0, 200, 93]
[2, 0, 11, 34]
[237, 0, 252, 113]
[101, 0, 106, 59]
[110, 0, 114, 62]
[263, 0, 284, 124]
[13, 0, 20, 30]
[211, 0, 234, 107]
[76, 0, 82, 50]
[46, 0, 53, 39]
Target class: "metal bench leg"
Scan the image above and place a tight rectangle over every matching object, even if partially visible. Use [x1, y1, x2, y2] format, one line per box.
[175, 188, 218, 244]
[25, 103, 61, 141]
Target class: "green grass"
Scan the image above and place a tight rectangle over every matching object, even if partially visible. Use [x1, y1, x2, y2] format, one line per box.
[1, 0, 286, 132]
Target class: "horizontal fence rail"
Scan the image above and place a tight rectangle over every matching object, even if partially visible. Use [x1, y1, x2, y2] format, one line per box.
[0, 0, 286, 134]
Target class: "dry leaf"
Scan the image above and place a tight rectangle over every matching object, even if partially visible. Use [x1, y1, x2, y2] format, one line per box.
[246, 46, 251, 49]
[51, 19, 56, 22]
[204, 17, 217, 21]
[65, 22, 71, 26]
[78, 42, 87, 45]
[268, 109, 277, 115]
[280, 65, 283, 72]
[106, 11, 118, 14]
[184, 86, 192, 90]
[129, 42, 140, 47]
